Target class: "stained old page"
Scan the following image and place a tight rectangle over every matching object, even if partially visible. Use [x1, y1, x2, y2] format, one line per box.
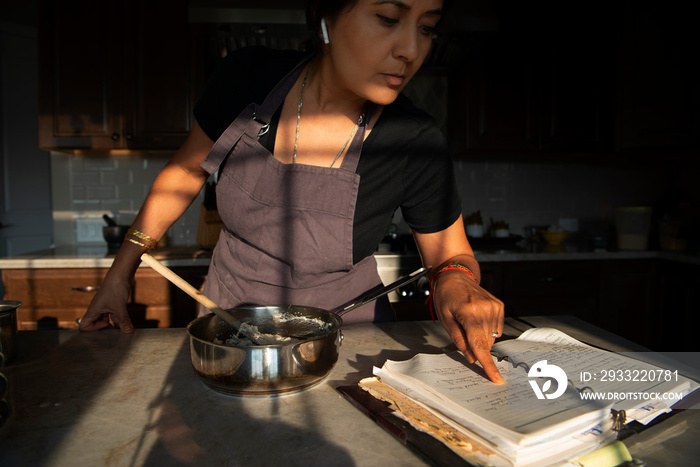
[358, 377, 506, 467]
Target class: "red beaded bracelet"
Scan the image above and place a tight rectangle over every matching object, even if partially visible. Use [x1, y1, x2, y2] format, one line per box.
[434, 261, 480, 285]
[425, 261, 480, 322]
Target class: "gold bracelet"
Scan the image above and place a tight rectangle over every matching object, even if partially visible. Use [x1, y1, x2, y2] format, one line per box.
[127, 238, 151, 250]
[126, 229, 157, 251]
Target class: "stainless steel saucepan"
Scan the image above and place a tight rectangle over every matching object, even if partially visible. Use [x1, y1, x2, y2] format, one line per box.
[185, 268, 429, 396]
[140, 253, 427, 396]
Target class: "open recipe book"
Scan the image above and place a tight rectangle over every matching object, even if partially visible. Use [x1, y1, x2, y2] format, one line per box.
[367, 328, 698, 467]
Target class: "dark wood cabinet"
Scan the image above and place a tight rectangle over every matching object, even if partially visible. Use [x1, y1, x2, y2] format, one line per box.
[38, 0, 204, 150]
[655, 261, 700, 352]
[448, 4, 616, 155]
[478, 261, 503, 297]
[617, 5, 699, 151]
[498, 258, 695, 352]
[598, 260, 658, 349]
[448, 35, 535, 153]
[500, 261, 599, 323]
[536, 35, 616, 153]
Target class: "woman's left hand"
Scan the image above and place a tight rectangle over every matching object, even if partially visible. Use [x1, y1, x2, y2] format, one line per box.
[430, 265, 505, 384]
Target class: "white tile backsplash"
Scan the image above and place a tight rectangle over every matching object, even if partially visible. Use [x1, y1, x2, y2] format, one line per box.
[51, 152, 204, 247]
[52, 149, 668, 249]
[452, 158, 661, 238]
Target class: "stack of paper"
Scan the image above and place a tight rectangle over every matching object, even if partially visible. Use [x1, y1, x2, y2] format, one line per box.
[371, 328, 698, 466]
[374, 353, 614, 466]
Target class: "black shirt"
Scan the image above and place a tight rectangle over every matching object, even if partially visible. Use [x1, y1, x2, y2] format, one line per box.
[194, 47, 462, 264]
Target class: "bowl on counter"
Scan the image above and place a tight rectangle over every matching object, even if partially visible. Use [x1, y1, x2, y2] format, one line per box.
[539, 230, 570, 246]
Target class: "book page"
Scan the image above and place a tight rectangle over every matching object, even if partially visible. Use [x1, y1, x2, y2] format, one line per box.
[491, 328, 693, 415]
[509, 327, 596, 347]
[374, 351, 610, 448]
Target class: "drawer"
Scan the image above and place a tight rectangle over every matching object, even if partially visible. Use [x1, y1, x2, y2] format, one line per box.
[2, 268, 172, 307]
[16, 304, 171, 330]
[17, 306, 84, 330]
[2, 267, 204, 330]
[3, 268, 107, 307]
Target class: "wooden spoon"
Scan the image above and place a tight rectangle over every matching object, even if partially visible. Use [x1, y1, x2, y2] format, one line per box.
[140, 253, 263, 343]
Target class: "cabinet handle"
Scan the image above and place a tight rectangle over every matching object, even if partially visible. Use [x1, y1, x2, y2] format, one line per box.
[111, 133, 120, 141]
[539, 277, 556, 282]
[70, 286, 100, 292]
[125, 133, 133, 141]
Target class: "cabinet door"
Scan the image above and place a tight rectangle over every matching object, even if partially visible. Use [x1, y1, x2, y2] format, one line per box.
[535, 7, 616, 152]
[449, 36, 536, 153]
[448, 4, 616, 155]
[38, 0, 201, 150]
[502, 261, 599, 323]
[598, 260, 657, 349]
[538, 45, 615, 152]
[656, 262, 699, 352]
[121, 0, 197, 149]
[38, 0, 122, 149]
[479, 262, 503, 297]
[618, 5, 699, 150]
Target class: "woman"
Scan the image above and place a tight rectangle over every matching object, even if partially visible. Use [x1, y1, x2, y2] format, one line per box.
[80, 0, 505, 384]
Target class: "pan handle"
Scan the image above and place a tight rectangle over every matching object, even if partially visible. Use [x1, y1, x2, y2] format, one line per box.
[332, 267, 430, 317]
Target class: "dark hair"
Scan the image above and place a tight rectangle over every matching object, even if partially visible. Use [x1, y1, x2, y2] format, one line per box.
[305, 0, 451, 53]
[305, 0, 358, 52]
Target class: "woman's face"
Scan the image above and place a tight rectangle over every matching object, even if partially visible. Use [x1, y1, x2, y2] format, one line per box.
[323, 0, 443, 105]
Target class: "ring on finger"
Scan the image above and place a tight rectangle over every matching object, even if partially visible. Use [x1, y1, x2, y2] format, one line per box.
[491, 332, 499, 338]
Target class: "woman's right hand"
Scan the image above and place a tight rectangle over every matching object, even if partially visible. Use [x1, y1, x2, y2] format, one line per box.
[79, 273, 135, 333]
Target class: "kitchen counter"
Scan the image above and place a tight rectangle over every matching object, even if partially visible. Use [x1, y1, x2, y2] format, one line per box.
[0, 246, 214, 269]
[1, 316, 698, 466]
[0, 245, 698, 269]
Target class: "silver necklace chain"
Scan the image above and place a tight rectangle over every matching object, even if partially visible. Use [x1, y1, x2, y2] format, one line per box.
[294, 65, 364, 168]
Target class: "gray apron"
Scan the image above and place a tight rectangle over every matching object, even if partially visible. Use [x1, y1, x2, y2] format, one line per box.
[199, 57, 393, 324]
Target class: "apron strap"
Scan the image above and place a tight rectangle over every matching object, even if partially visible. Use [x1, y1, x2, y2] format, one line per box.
[256, 53, 313, 124]
[201, 54, 313, 175]
[201, 102, 257, 175]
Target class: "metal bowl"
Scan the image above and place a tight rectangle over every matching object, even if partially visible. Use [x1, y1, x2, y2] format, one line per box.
[186, 306, 343, 396]
[102, 226, 130, 249]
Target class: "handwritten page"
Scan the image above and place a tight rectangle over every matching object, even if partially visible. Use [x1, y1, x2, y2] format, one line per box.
[491, 328, 694, 418]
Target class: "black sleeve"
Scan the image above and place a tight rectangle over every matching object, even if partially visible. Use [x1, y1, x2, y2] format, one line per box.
[401, 125, 461, 233]
[387, 99, 462, 234]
